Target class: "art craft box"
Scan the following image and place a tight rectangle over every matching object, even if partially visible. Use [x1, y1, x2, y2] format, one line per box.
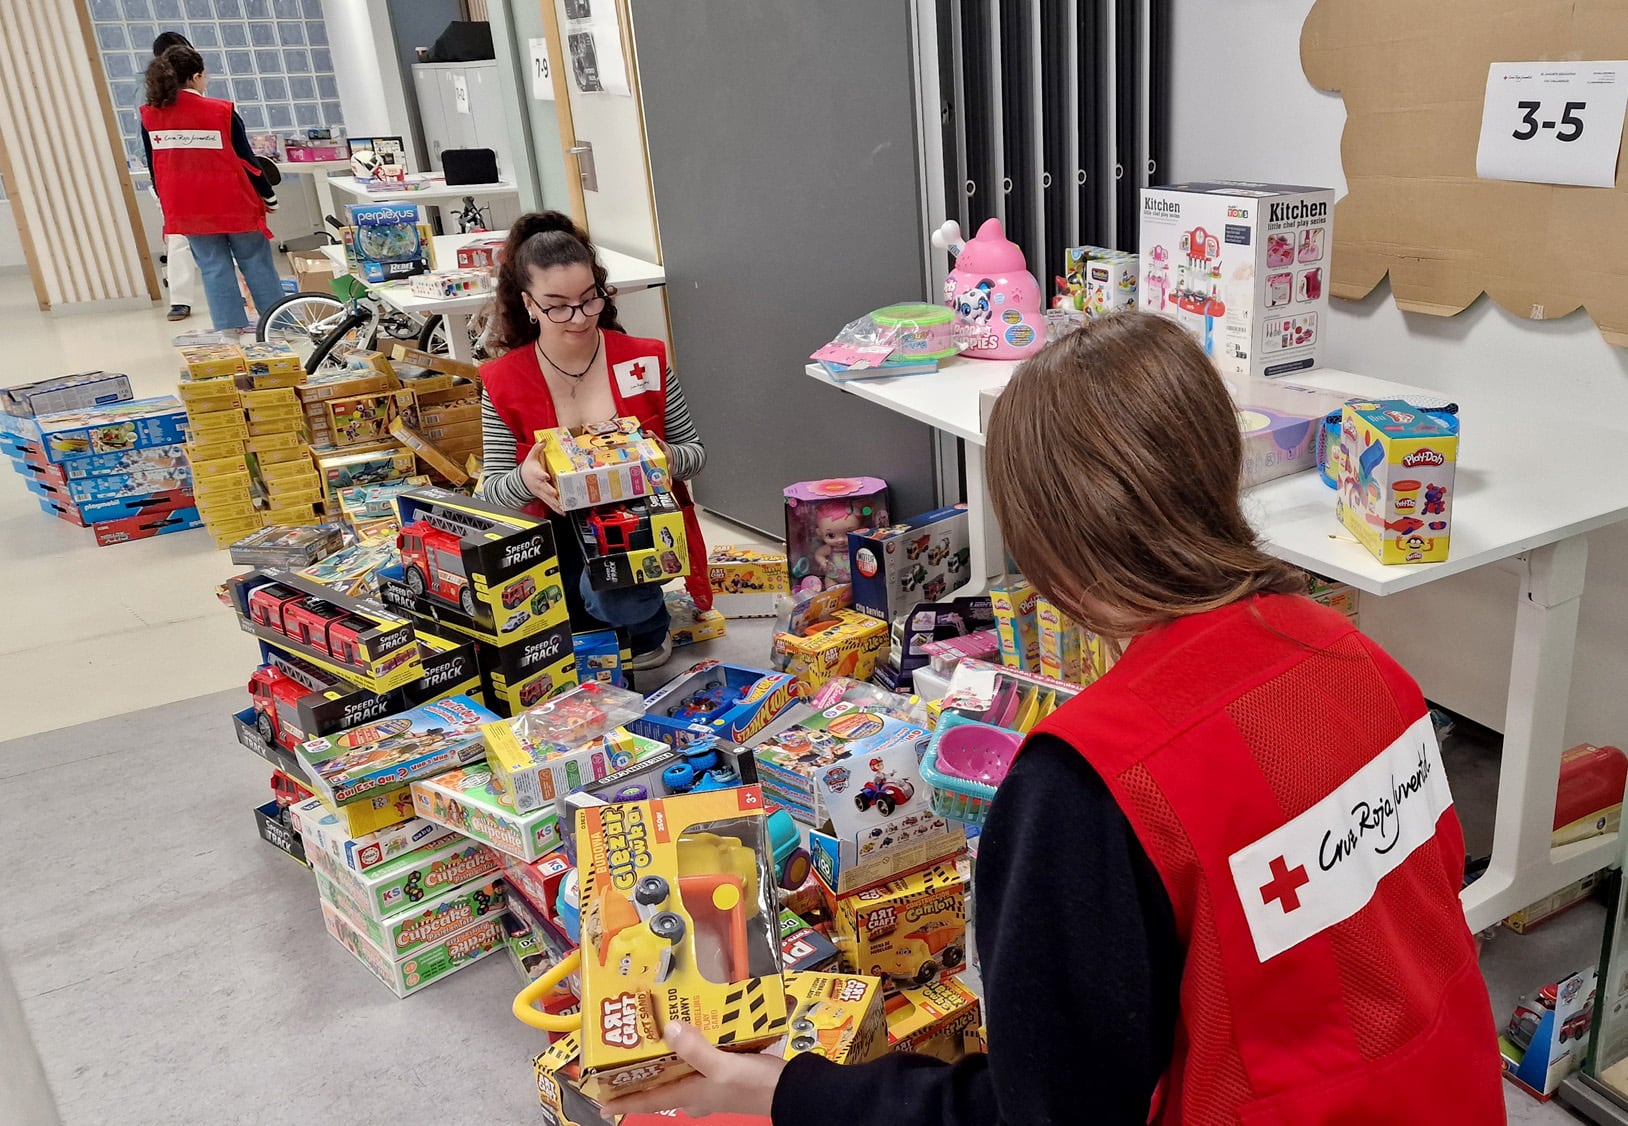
[296, 694, 499, 807]
[481, 682, 651, 812]
[635, 660, 801, 748]
[378, 486, 568, 644]
[411, 767, 564, 863]
[3, 370, 132, 417]
[848, 505, 970, 626]
[1335, 400, 1459, 565]
[781, 971, 889, 1064]
[827, 861, 967, 992]
[289, 796, 456, 874]
[570, 787, 788, 1100]
[36, 396, 187, 464]
[535, 416, 670, 511]
[310, 830, 501, 920]
[553, 740, 758, 857]
[772, 609, 889, 694]
[315, 864, 506, 959]
[989, 577, 1040, 671]
[707, 545, 790, 617]
[886, 977, 984, 1060]
[476, 623, 579, 717]
[1139, 182, 1334, 378]
[227, 568, 423, 695]
[320, 900, 506, 998]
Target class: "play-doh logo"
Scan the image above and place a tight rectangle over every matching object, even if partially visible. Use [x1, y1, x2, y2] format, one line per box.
[600, 804, 655, 891]
[1402, 448, 1446, 469]
[602, 993, 643, 1048]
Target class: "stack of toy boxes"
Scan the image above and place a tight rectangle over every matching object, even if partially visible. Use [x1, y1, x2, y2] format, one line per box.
[24, 396, 198, 544]
[176, 344, 260, 546]
[1063, 245, 1139, 318]
[0, 371, 133, 506]
[1033, 596, 1111, 686]
[538, 417, 690, 593]
[376, 486, 577, 716]
[707, 545, 790, 618]
[388, 345, 485, 471]
[296, 358, 397, 461]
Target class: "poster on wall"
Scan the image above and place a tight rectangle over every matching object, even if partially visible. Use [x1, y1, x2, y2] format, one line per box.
[562, 0, 631, 97]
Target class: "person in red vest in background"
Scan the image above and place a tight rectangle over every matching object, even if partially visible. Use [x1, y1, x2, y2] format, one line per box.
[606, 314, 1506, 1125]
[140, 43, 281, 334]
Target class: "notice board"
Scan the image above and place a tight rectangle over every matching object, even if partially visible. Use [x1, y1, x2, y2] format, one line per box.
[1301, 1, 1628, 346]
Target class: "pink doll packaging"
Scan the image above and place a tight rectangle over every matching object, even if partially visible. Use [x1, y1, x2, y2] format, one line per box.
[783, 478, 891, 592]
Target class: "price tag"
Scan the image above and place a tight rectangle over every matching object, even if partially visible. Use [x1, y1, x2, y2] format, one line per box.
[1476, 61, 1628, 188]
[452, 74, 470, 115]
[529, 37, 555, 101]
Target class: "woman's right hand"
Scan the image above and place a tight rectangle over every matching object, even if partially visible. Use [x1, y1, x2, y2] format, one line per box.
[519, 448, 562, 513]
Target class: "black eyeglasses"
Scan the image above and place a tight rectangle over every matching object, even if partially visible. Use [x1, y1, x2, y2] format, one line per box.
[533, 291, 608, 323]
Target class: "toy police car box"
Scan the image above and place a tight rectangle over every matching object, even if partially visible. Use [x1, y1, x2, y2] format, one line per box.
[379, 486, 568, 646]
[848, 505, 970, 628]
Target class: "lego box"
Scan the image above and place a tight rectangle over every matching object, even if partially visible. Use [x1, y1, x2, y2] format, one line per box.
[1335, 400, 1458, 565]
[535, 416, 670, 511]
[848, 505, 970, 626]
[1139, 182, 1334, 378]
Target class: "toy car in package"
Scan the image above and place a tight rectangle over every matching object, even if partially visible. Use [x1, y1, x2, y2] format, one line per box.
[511, 787, 788, 1101]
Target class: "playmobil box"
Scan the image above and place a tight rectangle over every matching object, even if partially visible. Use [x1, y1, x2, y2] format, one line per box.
[773, 610, 889, 694]
[309, 830, 500, 920]
[989, 577, 1040, 672]
[635, 660, 802, 749]
[1336, 400, 1458, 565]
[707, 545, 791, 617]
[411, 767, 564, 863]
[848, 505, 970, 627]
[35, 396, 188, 464]
[535, 416, 670, 511]
[476, 624, 579, 717]
[315, 865, 506, 960]
[378, 486, 567, 644]
[289, 796, 456, 874]
[781, 971, 889, 1064]
[571, 489, 690, 591]
[3, 370, 132, 417]
[320, 899, 506, 998]
[43, 441, 186, 480]
[570, 786, 788, 1099]
[297, 694, 499, 807]
[886, 977, 984, 1061]
[1139, 182, 1334, 378]
[828, 860, 967, 992]
[227, 568, 424, 695]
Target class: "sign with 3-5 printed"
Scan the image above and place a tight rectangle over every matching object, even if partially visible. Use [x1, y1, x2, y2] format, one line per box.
[1476, 61, 1628, 188]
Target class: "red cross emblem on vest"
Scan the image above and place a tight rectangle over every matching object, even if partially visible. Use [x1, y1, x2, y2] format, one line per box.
[629, 361, 646, 383]
[1260, 855, 1310, 913]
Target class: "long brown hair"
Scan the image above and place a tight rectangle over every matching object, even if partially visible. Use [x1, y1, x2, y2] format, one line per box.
[985, 313, 1302, 640]
[492, 211, 623, 353]
[145, 44, 203, 109]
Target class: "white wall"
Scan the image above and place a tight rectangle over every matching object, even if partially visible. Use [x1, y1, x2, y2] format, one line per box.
[319, 0, 419, 166]
[1170, 0, 1628, 745]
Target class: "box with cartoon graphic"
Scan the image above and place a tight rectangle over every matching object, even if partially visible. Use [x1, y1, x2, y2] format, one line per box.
[35, 396, 188, 464]
[781, 971, 889, 1064]
[289, 796, 457, 874]
[310, 831, 500, 919]
[571, 489, 690, 591]
[411, 767, 564, 862]
[1335, 400, 1458, 565]
[296, 694, 499, 807]
[750, 703, 931, 826]
[484, 688, 659, 813]
[989, 577, 1040, 671]
[829, 861, 967, 993]
[848, 505, 970, 628]
[772, 610, 889, 694]
[635, 659, 801, 748]
[886, 977, 983, 1060]
[315, 865, 506, 959]
[707, 545, 790, 617]
[535, 416, 670, 512]
[320, 899, 506, 998]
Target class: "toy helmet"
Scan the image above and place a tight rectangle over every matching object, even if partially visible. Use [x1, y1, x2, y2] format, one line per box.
[350, 148, 383, 180]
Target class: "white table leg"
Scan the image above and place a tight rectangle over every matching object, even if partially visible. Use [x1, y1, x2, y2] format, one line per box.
[444, 311, 474, 364]
[313, 172, 340, 231]
[1459, 535, 1619, 931]
[948, 440, 1006, 599]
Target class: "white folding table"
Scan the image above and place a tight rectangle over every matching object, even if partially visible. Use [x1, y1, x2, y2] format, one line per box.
[327, 175, 520, 230]
[808, 356, 1628, 932]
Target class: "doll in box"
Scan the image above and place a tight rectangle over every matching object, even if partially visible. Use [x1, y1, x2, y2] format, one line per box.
[784, 478, 891, 593]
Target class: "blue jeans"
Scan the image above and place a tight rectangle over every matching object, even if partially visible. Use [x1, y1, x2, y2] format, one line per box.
[187, 231, 284, 331]
[554, 516, 670, 651]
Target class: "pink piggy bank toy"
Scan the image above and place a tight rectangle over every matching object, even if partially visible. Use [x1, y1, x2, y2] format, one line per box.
[931, 218, 1047, 361]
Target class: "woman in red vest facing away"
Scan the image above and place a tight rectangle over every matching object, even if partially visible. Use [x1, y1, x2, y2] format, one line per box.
[608, 314, 1506, 1124]
[479, 212, 708, 670]
[140, 44, 282, 334]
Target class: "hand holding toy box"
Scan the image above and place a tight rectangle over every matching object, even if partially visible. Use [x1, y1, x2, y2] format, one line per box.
[1335, 400, 1458, 564]
[535, 416, 670, 511]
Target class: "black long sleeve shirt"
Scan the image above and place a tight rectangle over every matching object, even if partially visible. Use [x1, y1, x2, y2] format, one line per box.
[140, 91, 277, 205]
[772, 736, 1184, 1126]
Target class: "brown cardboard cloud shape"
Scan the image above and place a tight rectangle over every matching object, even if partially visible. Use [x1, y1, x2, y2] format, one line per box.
[1301, 0, 1628, 346]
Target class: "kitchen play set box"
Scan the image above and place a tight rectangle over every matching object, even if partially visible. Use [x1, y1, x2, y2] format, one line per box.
[570, 489, 690, 591]
[1334, 400, 1458, 565]
[534, 416, 670, 511]
[1138, 182, 1334, 378]
[510, 787, 790, 1101]
[848, 505, 971, 626]
[378, 487, 570, 645]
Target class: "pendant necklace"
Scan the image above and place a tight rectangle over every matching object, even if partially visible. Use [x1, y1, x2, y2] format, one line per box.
[535, 332, 601, 398]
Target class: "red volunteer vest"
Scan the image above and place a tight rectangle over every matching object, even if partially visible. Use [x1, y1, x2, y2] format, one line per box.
[140, 93, 270, 238]
[1033, 594, 1502, 1125]
[482, 330, 711, 610]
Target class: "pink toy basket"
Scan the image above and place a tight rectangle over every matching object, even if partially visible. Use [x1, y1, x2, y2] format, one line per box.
[919, 713, 1024, 826]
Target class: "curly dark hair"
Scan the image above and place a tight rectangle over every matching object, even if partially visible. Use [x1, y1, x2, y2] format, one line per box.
[145, 44, 203, 108]
[492, 210, 623, 353]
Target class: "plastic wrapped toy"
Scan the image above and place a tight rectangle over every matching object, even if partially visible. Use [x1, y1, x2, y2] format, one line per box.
[783, 478, 890, 591]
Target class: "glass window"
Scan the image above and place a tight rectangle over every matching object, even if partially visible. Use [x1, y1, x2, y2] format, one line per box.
[224, 49, 253, 74]
[304, 20, 326, 46]
[282, 48, 310, 73]
[266, 102, 293, 128]
[188, 22, 219, 47]
[247, 20, 275, 46]
[154, 0, 183, 16]
[103, 52, 136, 79]
[277, 20, 305, 46]
[95, 24, 128, 49]
[253, 48, 281, 72]
[184, 0, 214, 15]
[232, 78, 259, 101]
[122, 0, 153, 18]
[259, 75, 286, 101]
[221, 22, 247, 46]
[288, 75, 315, 100]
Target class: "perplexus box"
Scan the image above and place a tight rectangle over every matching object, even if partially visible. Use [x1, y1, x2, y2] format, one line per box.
[1139, 182, 1334, 378]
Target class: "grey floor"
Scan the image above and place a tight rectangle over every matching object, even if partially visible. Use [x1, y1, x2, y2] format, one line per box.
[0, 628, 1603, 1123]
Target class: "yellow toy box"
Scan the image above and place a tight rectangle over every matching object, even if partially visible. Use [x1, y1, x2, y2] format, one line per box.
[886, 977, 983, 1061]
[782, 971, 889, 1064]
[831, 860, 967, 992]
[533, 1034, 617, 1126]
[242, 341, 304, 379]
[178, 343, 247, 381]
[708, 546, 791, 594]
[1335, 400, 1458, 565]
[512, 787, 789, 1101]
[536, 416, 670, 512]
[772, 609, 889, 693]
[989, 577, 1040, 671]
[571, 489, 691, 590]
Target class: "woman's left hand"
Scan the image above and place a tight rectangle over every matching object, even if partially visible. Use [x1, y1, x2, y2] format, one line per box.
[600, 1021, 785, 1119]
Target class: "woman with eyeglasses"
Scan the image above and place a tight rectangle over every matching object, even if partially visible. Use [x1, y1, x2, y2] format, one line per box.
[478, 212, 709, 670]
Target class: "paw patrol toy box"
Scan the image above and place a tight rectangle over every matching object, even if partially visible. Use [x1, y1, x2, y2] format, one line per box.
[1139, 182, 1334, 378]
[751, 701, 931, 826]
[510, 787, 789, 1101]
[848, 505, 970, 627]
[571, 489, 690, 591]
[535, 416, 670, 511]
[1335, 399, 1458, 565]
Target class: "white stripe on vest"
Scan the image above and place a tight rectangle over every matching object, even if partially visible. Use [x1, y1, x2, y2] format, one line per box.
[1227, 712, 1453, 962]
[150, 129, 223, 150]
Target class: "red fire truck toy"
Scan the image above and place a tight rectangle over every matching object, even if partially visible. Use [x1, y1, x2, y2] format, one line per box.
[247, 665, 310, 753]
[586, 505, 643, 554]
[246, 582, 371, 670]
[398, 520, 478, 617]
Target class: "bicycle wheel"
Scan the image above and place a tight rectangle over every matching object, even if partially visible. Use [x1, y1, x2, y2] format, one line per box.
[256, 292, 346, 368]
[306, 310, 373, 373]
[418, 314, 447, 355]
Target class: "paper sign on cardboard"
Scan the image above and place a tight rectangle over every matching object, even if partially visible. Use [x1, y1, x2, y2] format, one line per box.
[1475, 61, 1628, 188]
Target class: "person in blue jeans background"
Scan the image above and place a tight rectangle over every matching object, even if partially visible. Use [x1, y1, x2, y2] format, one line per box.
[140, 43, 282, 334]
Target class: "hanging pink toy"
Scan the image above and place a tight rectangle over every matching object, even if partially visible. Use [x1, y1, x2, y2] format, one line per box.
[930, 218, 1048, 361]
